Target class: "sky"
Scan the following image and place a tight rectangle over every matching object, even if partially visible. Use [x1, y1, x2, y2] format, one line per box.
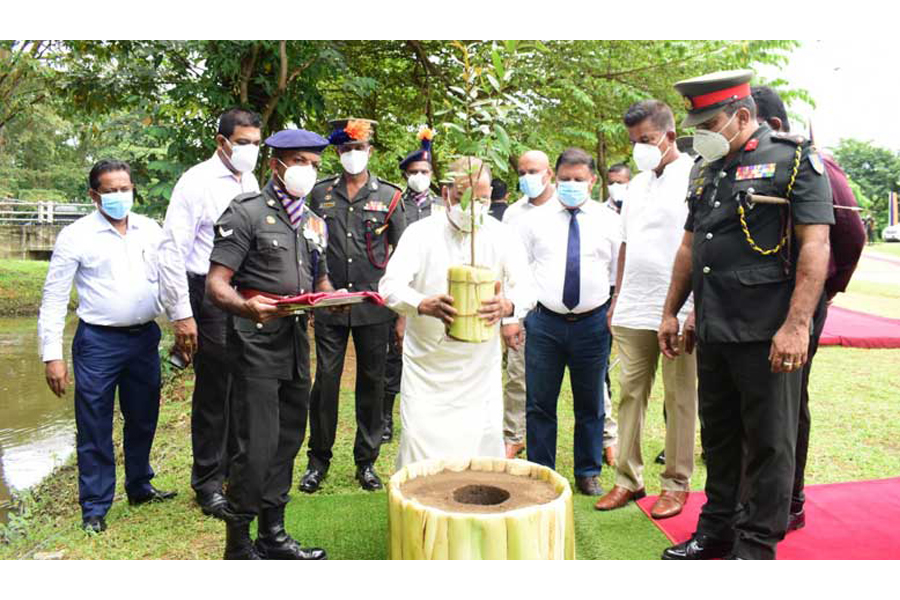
[760, 40, 899, 153]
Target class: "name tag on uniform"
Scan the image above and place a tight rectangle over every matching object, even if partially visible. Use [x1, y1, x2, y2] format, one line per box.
[364, 200, 388, 212]
[735, 163, 776, 181]
[320, 201, 335, 209]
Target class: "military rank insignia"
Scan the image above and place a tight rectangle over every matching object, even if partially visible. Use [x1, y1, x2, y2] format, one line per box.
[689, 176, 706, 198]
[808, 150, 825, 175]
[735, 163, 776, 181]
[364, 200, 388, 212]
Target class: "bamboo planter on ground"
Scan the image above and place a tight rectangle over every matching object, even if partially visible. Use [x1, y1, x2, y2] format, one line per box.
[388, 457, 575, 560]
[446, 265, 496, 343]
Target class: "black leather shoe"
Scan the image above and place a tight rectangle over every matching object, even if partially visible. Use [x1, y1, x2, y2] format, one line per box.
[128, 485, 178, 506]
[356, 464, 383, 491]
[255, 506, 327, 560]
[787, 509, 806, 532]
[196, 490, 228, 519]
[224, 520, 261, 560]
[655, 450, 666, 465]
[299, 468, 326, 494]
[82, 516, 107, 533]
[661, 534, 733, 560]
[575, 476, 603, 496]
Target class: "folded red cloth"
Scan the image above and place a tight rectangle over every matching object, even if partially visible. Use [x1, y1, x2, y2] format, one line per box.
[273, 291, 385, 307]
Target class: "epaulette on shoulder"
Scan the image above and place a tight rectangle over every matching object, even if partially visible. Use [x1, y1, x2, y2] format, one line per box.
[234, 191, 261, 203]
[313, 175, 340, 188]
[377, 177, 403, 193]
[771, 131, 807, 145]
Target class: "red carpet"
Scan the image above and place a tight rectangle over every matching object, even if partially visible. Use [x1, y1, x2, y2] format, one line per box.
[819, 306, 900, 348]
[637, 477, 900, 559]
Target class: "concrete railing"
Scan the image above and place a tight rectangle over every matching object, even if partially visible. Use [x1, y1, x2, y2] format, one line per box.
[0, 199, 94, 225]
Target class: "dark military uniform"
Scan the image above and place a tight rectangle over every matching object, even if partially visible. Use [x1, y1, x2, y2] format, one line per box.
[684, 123, 834, 558]
[383, 187, 442, 434]
[305, 171, 406, 472]
[209, 180, 328, 522]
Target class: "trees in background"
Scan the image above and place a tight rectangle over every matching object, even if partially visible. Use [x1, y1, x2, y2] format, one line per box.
[833, 138, 900, 229]
[0, 40, 807, 212]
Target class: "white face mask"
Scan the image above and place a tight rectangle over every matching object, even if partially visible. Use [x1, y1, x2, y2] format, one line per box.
[340, 149, 369, 175]
[447, 201, 488, 232]
[692, 112, 739, 163]
[278, 161, 317, 198]
[225, 139, 259, 173]
[407, 172, 431, 193]
[608, 182, 627, 202]
[632, 135, 670, 172]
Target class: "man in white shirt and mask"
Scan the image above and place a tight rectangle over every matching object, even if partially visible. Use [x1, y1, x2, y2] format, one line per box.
[158, 108, 261, 519]
[606, 163, 631, 213]
[38, 159, 176, 534]
[594, 99, 698, 519]
[500, 150, 555, 459]
[379, 157, 535, 468]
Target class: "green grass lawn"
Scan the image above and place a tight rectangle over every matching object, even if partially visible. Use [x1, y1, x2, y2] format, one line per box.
[3, 340, 897, 560]
[0, 259, 50, 316]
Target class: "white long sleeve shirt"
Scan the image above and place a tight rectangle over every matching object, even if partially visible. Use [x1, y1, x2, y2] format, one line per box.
[518, 198, 621, 314]
[37, 211, 164, 362]
[158, 154, 259, 320]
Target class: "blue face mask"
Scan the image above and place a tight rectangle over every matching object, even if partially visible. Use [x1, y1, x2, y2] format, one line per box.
[99, 190, 134, 220]
[557, 181, 589, 208]
[519, 172, 547, 199]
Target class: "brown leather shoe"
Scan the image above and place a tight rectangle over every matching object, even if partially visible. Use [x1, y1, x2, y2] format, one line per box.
[505, 442, 525, 459]
[650, 490, 688, 519]
[593, 485, 646, 510]
[603, 446, 616, 467]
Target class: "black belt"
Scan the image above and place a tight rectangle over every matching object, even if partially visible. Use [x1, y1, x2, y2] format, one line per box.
[83, 320, 155, 334]
[535, 301, 608, 323]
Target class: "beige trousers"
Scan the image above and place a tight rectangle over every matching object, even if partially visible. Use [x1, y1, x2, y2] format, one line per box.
[612, 325, 697, 492]
[503, 341, 527, 444]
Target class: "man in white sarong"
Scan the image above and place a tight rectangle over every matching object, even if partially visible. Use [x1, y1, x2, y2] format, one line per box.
[379, 157, 535, 469]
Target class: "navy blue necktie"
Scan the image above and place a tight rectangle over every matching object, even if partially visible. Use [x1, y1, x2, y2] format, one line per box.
[562, 208, 580, 310]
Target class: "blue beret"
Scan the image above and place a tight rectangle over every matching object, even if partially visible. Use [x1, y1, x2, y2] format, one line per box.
[265, 129, 329, 152]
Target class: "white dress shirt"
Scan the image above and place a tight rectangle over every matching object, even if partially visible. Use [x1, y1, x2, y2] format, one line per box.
[612, 154, 694, 331]
[501, 193, 556, 324]
[38, 211, 164, 362]
[158, 154, 259, 321]
[519, 198, 621, 315]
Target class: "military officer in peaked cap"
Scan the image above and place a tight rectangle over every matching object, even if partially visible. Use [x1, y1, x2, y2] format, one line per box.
[381, 127, 443, 444]
[657, 70, 833, 559]
[300, 118, 407, 493]
[206, 128, 337, 560]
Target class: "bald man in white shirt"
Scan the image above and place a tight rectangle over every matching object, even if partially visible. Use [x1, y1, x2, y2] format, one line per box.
[38, 160, 175, 533]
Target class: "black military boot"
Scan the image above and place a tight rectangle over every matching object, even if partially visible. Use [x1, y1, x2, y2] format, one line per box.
[255, 505, 327, 560]
[381, 394, 395, 443]
[224, 520, 261, 560]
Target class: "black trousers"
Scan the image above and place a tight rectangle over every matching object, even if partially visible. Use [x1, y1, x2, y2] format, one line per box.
[695, 341, 802, 559]
[187, 274, 233, 496]
[307, 321, 388, 470]
[793, 296, 829, 513]
[384, 315, 402, 398]
[226, 350, 310, 521]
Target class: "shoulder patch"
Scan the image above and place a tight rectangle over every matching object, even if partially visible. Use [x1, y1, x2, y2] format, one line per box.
[234, 191, 261, 203]
[808, 149, 825, 175]
[771, 131, 807, 145]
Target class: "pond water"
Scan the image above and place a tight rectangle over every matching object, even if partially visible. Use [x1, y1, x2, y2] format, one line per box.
[0, 316, 77, 524]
